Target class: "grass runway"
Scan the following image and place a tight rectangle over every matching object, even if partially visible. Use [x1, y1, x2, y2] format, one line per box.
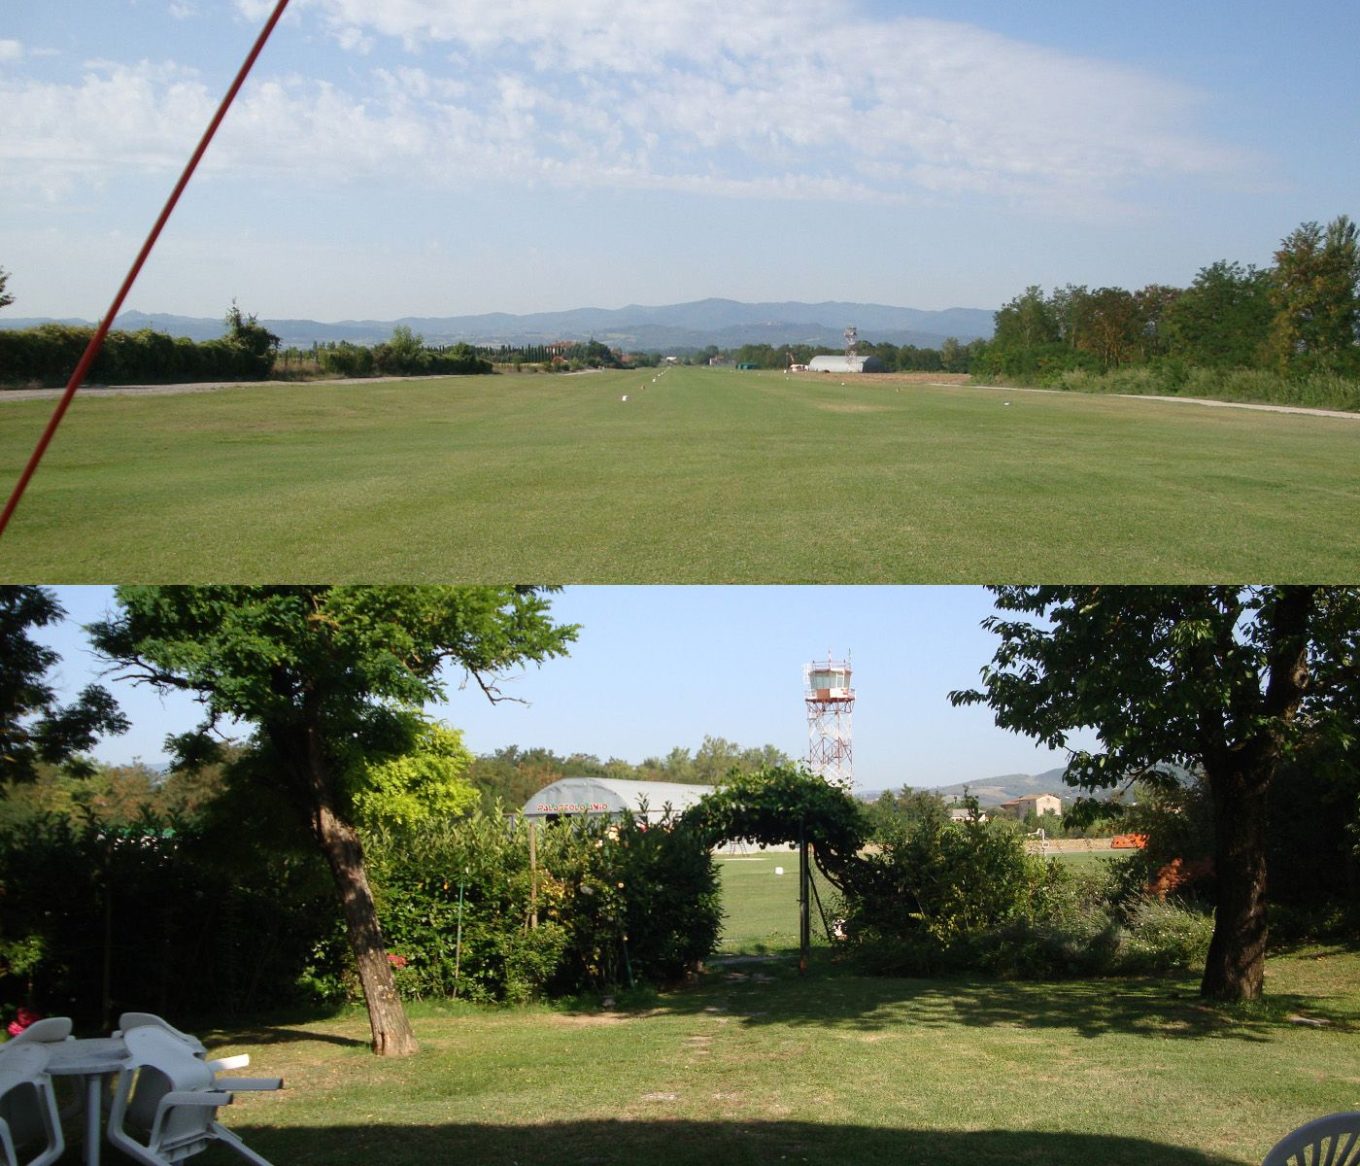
[2, 368, 1357, 581]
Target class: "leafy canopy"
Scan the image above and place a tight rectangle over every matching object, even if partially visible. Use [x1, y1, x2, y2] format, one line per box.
[1, 586, 128, 784]
[349, 719, 477, 828]
[91, 586, 578, 763]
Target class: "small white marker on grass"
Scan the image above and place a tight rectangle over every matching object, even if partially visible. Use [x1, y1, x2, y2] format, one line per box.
[621, 394, 628, 402]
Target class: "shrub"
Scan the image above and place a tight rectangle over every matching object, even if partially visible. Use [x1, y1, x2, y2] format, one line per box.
[363, 806, 721, 1003]
[844, 806, 1043, 946]
[0, 811, 340, 1024]
[842, 807, 1215, 981]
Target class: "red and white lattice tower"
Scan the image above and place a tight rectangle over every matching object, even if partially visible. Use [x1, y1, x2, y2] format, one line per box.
[804, 655, 854, 787]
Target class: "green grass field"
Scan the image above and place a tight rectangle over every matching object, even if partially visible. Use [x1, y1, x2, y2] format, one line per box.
[2, 369, 1358, 581]
[715, 850, 839, 955]
[185, 944, 1360, 1166]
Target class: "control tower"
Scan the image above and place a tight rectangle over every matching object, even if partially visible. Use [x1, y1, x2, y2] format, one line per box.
[804, 655, 854, 786]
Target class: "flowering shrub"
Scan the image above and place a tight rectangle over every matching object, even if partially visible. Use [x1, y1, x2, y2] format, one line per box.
[5, 1007, 41, 1038]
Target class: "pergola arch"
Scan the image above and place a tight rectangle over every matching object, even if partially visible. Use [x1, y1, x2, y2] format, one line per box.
[681, 766, 869, 890]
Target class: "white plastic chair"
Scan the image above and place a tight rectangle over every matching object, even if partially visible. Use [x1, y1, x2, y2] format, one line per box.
[106, 1026, 282, 1166]
[0, 1045, 64, 1166]
[1263, 1112, 1360, 1166]
[115, 1013, 251, 1073]
[0, 1020, 72, 1049]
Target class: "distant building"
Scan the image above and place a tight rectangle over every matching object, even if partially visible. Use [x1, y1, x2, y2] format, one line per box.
[521, 777, 712, 825]
[998, 793, 1063, 820]
[808, 354, 886, 374]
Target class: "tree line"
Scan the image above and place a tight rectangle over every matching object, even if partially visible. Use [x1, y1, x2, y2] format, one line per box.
[0, 303, 281, 387]
[976, 215, 1360, 384]
[306, 326, 492, 378]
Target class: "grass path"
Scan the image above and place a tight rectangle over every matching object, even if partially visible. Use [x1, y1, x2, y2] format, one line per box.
[3, 368, 1358, 580]
[194, 945, 1360, 1166]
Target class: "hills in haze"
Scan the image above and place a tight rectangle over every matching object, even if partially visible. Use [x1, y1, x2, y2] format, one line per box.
[860, 768, 1074, 806]
[1, 298, 995, 352]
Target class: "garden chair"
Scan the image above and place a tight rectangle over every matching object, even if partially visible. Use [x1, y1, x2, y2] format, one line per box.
[0, 1020, 72, 1049]
[0, 1045, 64, 1166]
[115, 1013, 250, 1072]
[106, 1026, 282, 1166]
[0, 1022, 79, 1124]
[1263, 1112, 1360, 1166]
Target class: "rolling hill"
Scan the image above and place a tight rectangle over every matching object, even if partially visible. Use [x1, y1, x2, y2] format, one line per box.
[0, 298, 994, 351]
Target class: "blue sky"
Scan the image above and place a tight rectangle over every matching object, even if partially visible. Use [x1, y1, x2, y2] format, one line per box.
[35, 586, 1096, 793]
[3, 1, 1356, 323]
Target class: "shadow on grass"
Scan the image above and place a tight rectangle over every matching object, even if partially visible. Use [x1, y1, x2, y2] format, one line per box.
[214, 1119, 1248, 1166]
[204, 1023, 369, 1051]
[613, 963, 1353, 1043]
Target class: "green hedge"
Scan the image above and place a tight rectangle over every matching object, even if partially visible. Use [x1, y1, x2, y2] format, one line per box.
[0, 813, 340, 1028]
[361, 807, 721, 1004]
[0, 324, 276, 387]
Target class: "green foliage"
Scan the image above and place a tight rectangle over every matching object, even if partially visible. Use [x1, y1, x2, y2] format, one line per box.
[0, 809, 340, 1022]
[1040, 363, 1360, 410]
[0, 266, 13, 312]
[846, 802, 1044, 947]
[361, 807, 721, 1002]
[950, 585, 1360, 1001]
[317, 340, 375, 378]
[348, 720, 478, 828]
[1162, 260, 1274, 368]
[1270, 216, 1360, 375]
[845, 825, 1215, 982]
[866, 787, 953, 838]
[685, 765, 868, 887]
[0, 586, 128, 784]
[89, 585, 578, 1052]
[974, 215, 1360, 398]
[224, 301, 280, 379]
[0, 307, 283, 387]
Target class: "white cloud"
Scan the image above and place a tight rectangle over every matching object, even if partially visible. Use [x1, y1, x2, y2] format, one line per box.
[0, 39, 23, 62]
[1, 1, 1251, 212]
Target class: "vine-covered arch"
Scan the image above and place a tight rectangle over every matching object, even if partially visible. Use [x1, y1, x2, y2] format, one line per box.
[681, 765, 869, 889]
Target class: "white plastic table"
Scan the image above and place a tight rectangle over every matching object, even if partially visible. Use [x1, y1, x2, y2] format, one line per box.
[43, 1037, 128, 1166]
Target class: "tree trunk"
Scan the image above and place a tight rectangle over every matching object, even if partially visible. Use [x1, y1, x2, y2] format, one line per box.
[285, 718, 419, 1057]
[1200, 764, 1270, 1001]
[1199, 586, 1313, 1003]
[312, 799, 419, 1056]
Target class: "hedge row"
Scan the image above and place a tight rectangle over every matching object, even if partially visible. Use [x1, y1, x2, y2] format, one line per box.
[0, 324, 275, 387]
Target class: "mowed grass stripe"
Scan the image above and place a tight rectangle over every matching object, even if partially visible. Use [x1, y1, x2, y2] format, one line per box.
[1, 369, 1356, 580]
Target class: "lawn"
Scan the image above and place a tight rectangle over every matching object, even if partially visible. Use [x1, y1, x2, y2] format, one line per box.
[182, 945, 1360, 1166]
[715, 850, 840, 955]
[2, 370, 1358, 581]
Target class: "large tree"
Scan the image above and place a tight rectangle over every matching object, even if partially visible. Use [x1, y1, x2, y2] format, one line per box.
[1, 586, 128, 784]
[1162, 260, 1274, 369]
[950, 586, 1360, 1002]
[1269, 215, 1360, 374]
[88, 586, 578, 1055]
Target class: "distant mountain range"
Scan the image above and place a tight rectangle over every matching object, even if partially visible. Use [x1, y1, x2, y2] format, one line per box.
[0, 298, 995, 352]
[862, 765, 1175, 806]
[860, 768, 1074, 807]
